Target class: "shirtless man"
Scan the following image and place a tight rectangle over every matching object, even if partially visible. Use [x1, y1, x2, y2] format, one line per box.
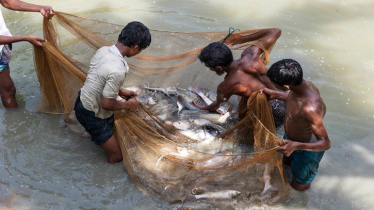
[0, 0, 53, 109]
[261, 59, 331, 191]
[195, 28, 284, 125]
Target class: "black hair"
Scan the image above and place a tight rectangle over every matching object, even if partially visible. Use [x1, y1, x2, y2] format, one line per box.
[267, 59, 303, 86]
[118, 21, 151, 50]
[198, 42, 233, 68]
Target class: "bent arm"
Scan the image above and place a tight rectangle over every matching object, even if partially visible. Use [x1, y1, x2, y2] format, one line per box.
[101, 97, 139, 112]
[197, 84, 231, 112]
[227, 28, 281, 51]
[261, 88, 288, 101]
[0, 0, 53, 18]
[119, 88, 137, 100]
[294, 106, 331, 152]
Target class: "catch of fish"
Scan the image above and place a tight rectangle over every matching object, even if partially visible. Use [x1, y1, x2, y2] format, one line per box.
[64, 84, 278, 199]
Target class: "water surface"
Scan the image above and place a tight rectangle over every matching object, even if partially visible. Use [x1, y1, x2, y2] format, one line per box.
[0, 0, 373, 209]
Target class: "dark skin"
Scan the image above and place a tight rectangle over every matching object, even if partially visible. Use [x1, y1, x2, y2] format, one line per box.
[0, 0, 53, 109]
[261, 80, 331, 191]
[98, 42, 143, 163]
[194, 28, 281, 112]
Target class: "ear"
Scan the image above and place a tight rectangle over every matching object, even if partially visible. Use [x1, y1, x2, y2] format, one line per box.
[216, 66, 223, 72]
[283, 85, 290, 90]
[131, 45, 139, 50]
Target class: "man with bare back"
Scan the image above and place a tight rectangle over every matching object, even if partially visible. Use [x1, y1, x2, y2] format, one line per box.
[261, 59, 331, 191]
[195, 28, 285, 127]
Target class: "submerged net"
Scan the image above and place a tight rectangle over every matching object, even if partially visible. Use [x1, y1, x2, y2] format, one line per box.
[34, 12, 290, 208]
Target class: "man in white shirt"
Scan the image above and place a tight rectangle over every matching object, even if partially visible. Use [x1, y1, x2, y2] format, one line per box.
[0, 0, 53, 109]
[74, 21, 151, 163]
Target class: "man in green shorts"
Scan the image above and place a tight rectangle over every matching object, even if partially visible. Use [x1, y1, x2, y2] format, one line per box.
[74, 21, 151, 163]
[261, 59, 331, 191]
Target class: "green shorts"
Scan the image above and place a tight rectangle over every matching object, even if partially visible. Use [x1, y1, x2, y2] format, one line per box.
[284, 134, 325, 185]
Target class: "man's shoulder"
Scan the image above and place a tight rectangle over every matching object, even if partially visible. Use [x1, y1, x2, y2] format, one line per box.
[93, 47, 123, 65]
[95, 46, 111, 55]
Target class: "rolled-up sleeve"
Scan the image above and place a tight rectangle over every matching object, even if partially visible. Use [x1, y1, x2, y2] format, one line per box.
[102, 71, 126, 99]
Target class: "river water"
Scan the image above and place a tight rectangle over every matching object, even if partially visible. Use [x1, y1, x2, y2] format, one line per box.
[0, 0, 373, 209]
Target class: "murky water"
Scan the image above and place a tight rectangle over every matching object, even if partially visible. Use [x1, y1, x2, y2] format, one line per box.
[0, 0, 373, 209]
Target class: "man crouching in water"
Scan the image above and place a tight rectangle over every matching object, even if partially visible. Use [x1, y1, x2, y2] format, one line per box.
[74, 21, 151, 163]
[261, 59, 331, 191]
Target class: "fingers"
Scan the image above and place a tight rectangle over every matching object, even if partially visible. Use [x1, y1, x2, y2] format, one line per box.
[42, 6, 54, 19]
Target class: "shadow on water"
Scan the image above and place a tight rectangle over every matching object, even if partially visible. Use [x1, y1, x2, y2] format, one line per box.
[1, 0, 374, 209]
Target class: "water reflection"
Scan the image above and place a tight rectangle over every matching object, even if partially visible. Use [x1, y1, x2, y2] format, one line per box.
[0, 0, 373, 209]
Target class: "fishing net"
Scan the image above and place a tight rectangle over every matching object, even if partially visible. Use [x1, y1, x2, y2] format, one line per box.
[33, 12, 290, 208]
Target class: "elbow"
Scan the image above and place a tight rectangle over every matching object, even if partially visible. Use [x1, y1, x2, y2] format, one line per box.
[1, 0, 11, 9]
[100, 98, 111, 110]
[272, 28, 282, 38]
[324, 140, 331, 151]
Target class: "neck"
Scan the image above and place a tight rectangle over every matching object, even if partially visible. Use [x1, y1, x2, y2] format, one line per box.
[289, 80, 308, 96]
[226, 60, 239, 73]
[115, 42, 131, 57]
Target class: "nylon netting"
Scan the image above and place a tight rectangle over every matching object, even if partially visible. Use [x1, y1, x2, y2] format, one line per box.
[33, 12, 290, 208]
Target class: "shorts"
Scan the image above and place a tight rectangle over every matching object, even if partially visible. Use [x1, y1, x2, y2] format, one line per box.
[74, 91, 114, 145]
[0, 44, 12, 72]
[284, 134, 325, 185]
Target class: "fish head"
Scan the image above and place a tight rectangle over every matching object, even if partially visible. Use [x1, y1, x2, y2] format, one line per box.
[173, 120, 190, 130]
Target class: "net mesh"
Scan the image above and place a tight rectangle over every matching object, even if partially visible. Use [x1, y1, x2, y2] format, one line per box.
[33, 12, 290, 208]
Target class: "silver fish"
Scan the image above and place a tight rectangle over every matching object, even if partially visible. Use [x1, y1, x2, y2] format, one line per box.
[192, 190, 241, 200]
[178, 95, 200, 111]
[195, 151, 234, 168]
[143, 84, 178, 96]
[191, 85, 234, 115]
[172, 120, 191, 130]
[261, 163, 278, 196]
[176, 87, 207, 107]
[179, 110, 231, 124]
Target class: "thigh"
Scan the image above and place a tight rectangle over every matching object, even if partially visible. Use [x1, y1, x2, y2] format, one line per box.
[75, 99, 114, 145]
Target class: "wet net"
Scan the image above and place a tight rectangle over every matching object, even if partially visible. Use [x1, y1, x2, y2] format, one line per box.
[33, 12, 290, 208]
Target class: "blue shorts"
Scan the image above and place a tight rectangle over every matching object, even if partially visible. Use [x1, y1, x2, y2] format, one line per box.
[74, 91, 114, 145]
[0, 44, 12, 72]
[284, 134, 325, 185]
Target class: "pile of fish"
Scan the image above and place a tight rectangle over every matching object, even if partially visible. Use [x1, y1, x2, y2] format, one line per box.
[136, 84, 239, 137]
[64, 84, 278, 198]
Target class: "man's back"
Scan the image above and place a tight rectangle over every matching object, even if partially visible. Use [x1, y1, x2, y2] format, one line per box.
[220, 46, 269, 99]
[80, 46, 127, 119]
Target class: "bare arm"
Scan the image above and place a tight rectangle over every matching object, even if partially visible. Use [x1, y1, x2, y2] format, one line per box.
[0, 35, 45, 47]
[0, 0, 54, 18]
[277, 103, 331, 156]
[101, 97, 140, 112]
[119, 88, 137, 100]
[194, 83, 232, 112]
[260, 88, 288, 101]
[226, 28, 281, 52]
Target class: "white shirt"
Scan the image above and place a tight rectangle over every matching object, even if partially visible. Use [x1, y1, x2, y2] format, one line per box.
[80, 45, 128, 119]
[0, 8, 12, 52]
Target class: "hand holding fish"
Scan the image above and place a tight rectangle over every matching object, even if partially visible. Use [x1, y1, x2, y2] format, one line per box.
[119, 88, 137, 100]
[126, 98, 140, 112]
[192, 99, 219, 113]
